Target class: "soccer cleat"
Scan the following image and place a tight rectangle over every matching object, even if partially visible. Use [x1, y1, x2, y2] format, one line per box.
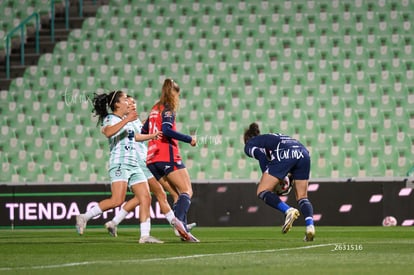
[304, 225, 315, 242]
[174, 222, 197, 237]
[138, 236, 164, 244]
[76, 214, 87, 235]
[171, 217, 190, 241]
[185, 232, 200, 243]
[105, 221, 118, 237]
[187, 222, 197, 230]
[282, 208, 300, 234]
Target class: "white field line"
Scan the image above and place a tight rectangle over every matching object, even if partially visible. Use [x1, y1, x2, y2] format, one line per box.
[0, 243, 337, 271]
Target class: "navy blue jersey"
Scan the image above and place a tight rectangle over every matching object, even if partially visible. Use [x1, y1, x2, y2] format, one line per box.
[244, 133, 310, 180]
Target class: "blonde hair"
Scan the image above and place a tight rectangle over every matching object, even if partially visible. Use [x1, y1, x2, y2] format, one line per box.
[156, 78, 180, 112]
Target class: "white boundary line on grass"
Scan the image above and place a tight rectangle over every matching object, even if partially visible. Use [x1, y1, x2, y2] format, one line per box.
[0, 243, 337, 271]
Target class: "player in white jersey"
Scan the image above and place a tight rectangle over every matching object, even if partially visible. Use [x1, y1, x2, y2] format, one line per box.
[75, 90, 163, 243]
[104, 96, 192, 240]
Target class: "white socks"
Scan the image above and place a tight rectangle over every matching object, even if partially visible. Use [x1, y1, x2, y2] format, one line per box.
[84, 205, 103, 220]
[140, 218, 151, 237]
[164, 210, 175, 224]
[112, 208, 129, 225]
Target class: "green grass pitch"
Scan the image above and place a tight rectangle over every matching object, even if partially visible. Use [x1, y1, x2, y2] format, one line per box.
[0, 226, 413, 274]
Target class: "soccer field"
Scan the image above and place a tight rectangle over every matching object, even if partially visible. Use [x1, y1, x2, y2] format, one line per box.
[0, 226, 413, 274]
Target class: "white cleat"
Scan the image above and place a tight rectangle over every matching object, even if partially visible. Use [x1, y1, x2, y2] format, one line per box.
[304, 225, 315, 242]
[76, 214, 87, 235]
[171, 218, 190, 240]
[282, 208, 300, 234]
[187, 222, 197, 231]
[185, 232, 200, 243]
[174, 222, 197, 237]
[139, 236, 164, 244]
[105, 221, 118, 237]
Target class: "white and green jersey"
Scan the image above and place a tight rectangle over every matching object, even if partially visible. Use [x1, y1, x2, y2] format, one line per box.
[131, 118, 148, 161]
[102, 114, 140, 167]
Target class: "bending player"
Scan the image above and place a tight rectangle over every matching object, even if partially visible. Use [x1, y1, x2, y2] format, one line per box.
[243, 122, 315, 241]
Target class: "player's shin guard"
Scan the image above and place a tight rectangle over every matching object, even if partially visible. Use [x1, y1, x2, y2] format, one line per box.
[258, 190, 290, 213]
[298, 198, 314, 226]
[174, 193, 191, 229]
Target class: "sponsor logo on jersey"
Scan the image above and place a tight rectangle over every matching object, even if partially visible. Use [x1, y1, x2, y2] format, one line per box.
[164, 111, 173, 118]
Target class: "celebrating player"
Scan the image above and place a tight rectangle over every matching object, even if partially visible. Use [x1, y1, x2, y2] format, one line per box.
[104, 95, 189, 239]
[243, 122, 315, 241]
[75, 90, 163, 243]
[142, 78, 200, 242]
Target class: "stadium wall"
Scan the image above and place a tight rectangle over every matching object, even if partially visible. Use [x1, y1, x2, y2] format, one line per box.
[0, 179, 413, 228]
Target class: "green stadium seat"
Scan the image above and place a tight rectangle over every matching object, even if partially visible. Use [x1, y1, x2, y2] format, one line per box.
[363, 153, 388, 177]
[311, 149, 333, 178]
[0, 153, 17, 182]
[204, 153, 226, 180]
[21, 156, 45, 182]
[396, 148, 412, 176]
[2, 0, 414, 181]
[341, 153, 361, 178]
[189, 163, 205, 180]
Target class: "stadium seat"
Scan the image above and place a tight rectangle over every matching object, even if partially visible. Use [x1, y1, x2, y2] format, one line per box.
[2, 0, 414, 181]
[311, 150, 333, 178]
[341, 153, 361, 178]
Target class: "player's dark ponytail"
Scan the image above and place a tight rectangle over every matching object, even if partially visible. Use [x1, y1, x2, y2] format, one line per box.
[243, 122, 261, 144]
[92, 91, 122, 126]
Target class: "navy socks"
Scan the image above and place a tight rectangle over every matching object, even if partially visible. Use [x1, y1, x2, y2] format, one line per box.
[174, 193, 191, 226]
[298, 198, 314, 226]
[258, 190, 290, 213]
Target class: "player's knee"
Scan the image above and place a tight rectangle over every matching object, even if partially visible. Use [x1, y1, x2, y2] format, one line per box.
[180, 190, 193, 198]
[110, 197, 124, 207]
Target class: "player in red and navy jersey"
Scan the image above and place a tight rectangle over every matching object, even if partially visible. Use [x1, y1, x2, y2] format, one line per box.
[142, 78, 199, 242]
[244, 122, 315, 242]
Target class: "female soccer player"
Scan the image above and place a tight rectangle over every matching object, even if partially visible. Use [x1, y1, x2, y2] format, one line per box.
[75, 90, 163, 243]
[104, 96, 189, 239]
[243, 122, 315, 241]
[142, 78, 200, 242]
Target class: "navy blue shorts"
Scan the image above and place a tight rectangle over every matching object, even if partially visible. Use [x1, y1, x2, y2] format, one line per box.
[267, 148, 311, 180]
[147, 161, 186, 180]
